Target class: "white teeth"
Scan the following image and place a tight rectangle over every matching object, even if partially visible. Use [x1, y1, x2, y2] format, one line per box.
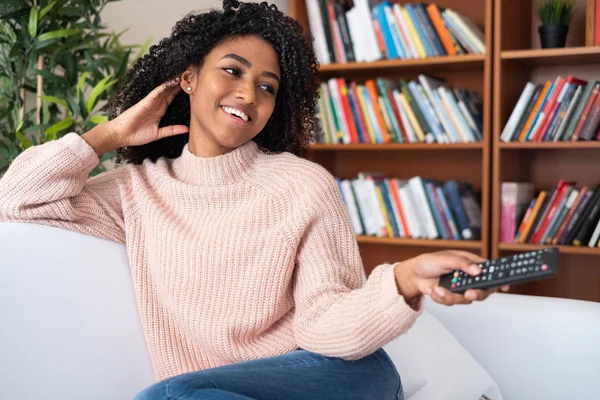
[223, 106, 249, 122]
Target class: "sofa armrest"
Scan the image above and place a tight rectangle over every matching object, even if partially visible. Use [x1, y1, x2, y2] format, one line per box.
[426, 293, 600, 400]
[0, 222, 155, 400]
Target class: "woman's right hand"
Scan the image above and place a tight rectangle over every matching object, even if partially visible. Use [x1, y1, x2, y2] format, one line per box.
[83, 77, 189, 156]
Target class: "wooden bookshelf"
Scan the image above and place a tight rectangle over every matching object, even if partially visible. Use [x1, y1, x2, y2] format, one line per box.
[318, 54, 485, 76]
[499, 141, 600, 149]
[499, 242, 600, 256]
[289, 0, 493, 272]
[501, 46, 600, 66]
[357, 235, 482, 249]
[492, 0, 600, 302]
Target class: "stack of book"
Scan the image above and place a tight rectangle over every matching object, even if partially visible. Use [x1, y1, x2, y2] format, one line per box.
[305, 0, 486, 65]
[500, 76, 600, 142]
[315, 74, 483, 144]
[336, 174, 482, 240]
[501, 180, 600, 247]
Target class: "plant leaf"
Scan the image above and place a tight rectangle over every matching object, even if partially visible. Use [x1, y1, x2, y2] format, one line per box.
[28, 7, 38, 38]
[66, 94, 80, 117]
[37, 29, 81, 42]
[15, 131, 31, 149]
[77, 71, 89, 96]
[116, 49, 131, 78]
[90, 115, 108, 124]
[0, 7, 29, 22]
[39, 1, 57, 20]
[44, 117, 73, 140]
[31, 68, 63, 84]
[39, 95, 67, 108]
[86, 75, 116, 113]
[15, 118, 24, 134]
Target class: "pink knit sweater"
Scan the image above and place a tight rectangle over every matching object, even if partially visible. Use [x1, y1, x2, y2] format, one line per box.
[0, 132, 421, 380]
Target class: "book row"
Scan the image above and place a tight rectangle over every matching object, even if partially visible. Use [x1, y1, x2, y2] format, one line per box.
[305, 0, 486, 65]
[315, 74, 483, 144]
[336, 174, 482, 240]
[500, 76, 600, 143]
[501, 180, 600, 247]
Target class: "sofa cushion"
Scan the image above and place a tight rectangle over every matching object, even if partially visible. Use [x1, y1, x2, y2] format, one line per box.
[383, 309, 502, 400]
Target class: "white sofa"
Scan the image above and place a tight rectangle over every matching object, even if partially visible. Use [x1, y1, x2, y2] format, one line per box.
[0, 222, 599, 400]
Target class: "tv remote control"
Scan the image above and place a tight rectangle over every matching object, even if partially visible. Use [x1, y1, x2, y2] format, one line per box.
[439, 247, 559, 293]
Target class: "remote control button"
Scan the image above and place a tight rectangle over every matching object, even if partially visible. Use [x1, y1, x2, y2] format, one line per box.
[454, 272, 459, 277]
[452, 283, 456, 288]
[541, 264, 548, 271]
[498, 272, 504, 278]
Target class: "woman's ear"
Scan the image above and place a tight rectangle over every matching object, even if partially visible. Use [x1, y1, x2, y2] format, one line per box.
[180, 67, 195, 93]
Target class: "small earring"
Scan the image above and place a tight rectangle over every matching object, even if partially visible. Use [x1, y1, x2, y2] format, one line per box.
[187, 87, 192, 91]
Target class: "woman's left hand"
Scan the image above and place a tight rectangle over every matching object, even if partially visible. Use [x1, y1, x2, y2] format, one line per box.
[394, 250, 510, 306]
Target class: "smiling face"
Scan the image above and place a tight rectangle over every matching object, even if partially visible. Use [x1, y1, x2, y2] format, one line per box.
[180, 35, 281, 157]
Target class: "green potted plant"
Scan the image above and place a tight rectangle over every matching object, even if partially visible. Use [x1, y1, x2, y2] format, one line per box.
[538, 0, 575, 48]
[0, 0, 150, 176]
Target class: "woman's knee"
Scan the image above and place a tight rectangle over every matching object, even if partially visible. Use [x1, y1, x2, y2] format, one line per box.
[369, 348, 403, 399]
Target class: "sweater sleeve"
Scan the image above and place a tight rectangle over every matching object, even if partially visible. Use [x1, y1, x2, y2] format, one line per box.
[292, 170, 423, 360]
[0, 132, 128, 243]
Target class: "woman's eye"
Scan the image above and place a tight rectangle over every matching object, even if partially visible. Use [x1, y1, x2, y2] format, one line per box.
[259, 84, 276, 95]
[223, 67, 240, 77]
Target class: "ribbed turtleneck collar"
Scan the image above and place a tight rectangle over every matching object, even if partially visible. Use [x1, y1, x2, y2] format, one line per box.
[171, 140, 260, 186]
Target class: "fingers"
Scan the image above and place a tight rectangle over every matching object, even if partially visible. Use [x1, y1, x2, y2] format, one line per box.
[147, 77, 182, 103]
[157, 124, 189, 139]
[447, 250, 486, 264]
[424, 250, 485, 278]
[435, 285, 506, 306]
[429, 286, 473, 306]
[444, 250, 486, 277]
[464, 289, 489, 301]
[428, 286, 494, 306]
[165, 78, 183, 104]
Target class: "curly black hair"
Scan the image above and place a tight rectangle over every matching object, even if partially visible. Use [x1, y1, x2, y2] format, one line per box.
[106, 0, 320, 165]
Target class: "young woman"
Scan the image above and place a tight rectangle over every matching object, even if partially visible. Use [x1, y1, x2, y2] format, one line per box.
[0, 1, 506, 399]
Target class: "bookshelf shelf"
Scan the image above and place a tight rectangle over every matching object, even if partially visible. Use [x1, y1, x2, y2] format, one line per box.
[501, 46, 600, 66]
[499, 243, 600, 256]
[357, 236, 482, 249]
[310, 143, 484, 151]
[318, 54, 485, 76]
[498, 142, 600, 149]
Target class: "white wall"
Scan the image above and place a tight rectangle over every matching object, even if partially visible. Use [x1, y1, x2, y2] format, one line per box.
[101, 0, 290, 47]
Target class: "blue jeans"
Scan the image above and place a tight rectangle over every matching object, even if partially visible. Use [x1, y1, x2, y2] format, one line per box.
[134, 348, 403, 400]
